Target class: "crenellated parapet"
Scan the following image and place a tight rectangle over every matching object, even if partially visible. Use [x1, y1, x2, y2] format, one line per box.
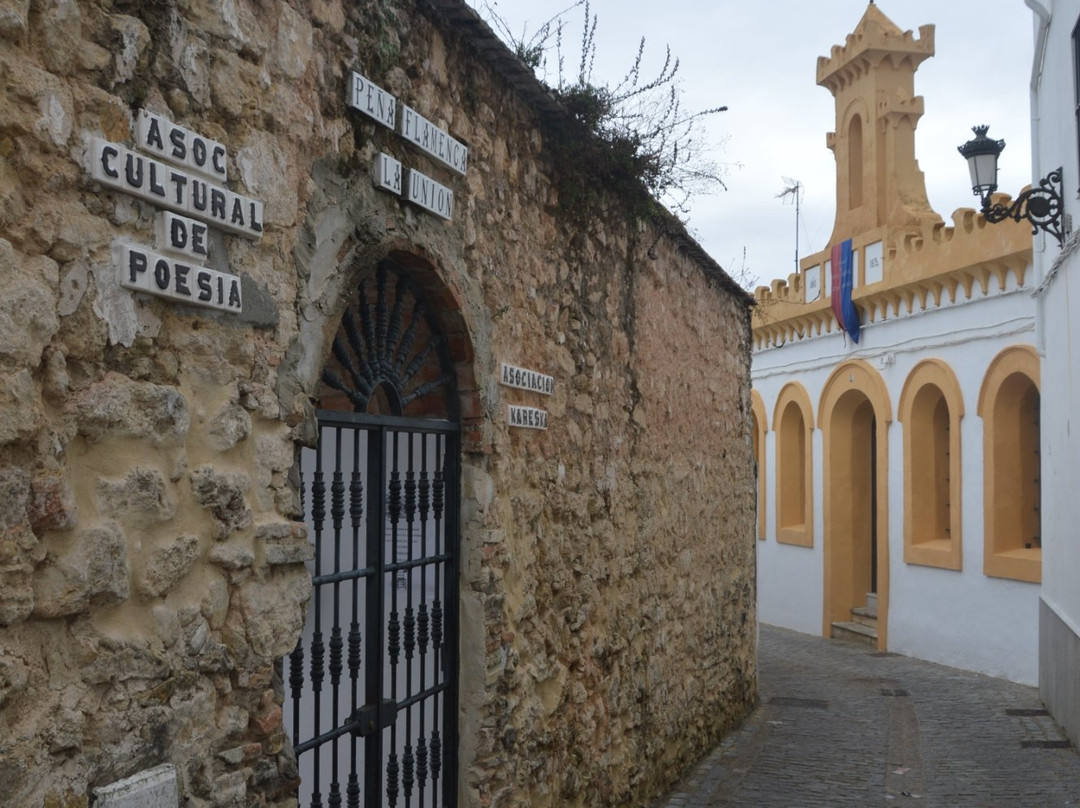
[817, 7, 933, 93]
[752, 204, 1032, 351]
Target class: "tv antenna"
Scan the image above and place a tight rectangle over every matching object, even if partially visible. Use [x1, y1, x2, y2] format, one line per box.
[776, 178, 802, 275]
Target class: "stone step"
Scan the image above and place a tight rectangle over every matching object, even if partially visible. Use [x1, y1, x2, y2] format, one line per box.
[831, 620, 878, 647]
[852, 606, 877, 628]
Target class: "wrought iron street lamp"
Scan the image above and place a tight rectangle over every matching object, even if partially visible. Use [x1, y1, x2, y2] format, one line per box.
[958, 125, 1066, 247]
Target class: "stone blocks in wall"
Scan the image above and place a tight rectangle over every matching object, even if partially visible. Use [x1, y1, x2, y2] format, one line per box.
[74, 374, 190, 446]
[0, 0, 755, 806]
[32, 521, 130, 617]
[189, 465, 252, 540]
[135, 534, 200, 598]
[0, 238, 60, 369]
[0, 0, 30, 41]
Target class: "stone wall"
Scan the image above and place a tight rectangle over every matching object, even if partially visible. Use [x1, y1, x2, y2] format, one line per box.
[0, 0, 756, 806]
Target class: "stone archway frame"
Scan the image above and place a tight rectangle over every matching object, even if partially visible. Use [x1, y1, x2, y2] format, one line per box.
[818, 360, 893, 650]
[279, 227, 483, 444]
[278, 221, 488, 805]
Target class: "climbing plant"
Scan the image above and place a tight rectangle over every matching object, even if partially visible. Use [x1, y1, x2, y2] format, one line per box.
[480, 0, 729, 220]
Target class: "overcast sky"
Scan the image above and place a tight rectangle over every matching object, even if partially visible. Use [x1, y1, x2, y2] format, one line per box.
[469, 0, 1036, 289]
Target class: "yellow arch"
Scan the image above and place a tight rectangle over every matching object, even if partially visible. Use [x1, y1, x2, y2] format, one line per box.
[751, 390, 768, 540]
[978, 344, 1041, 583]
[817, 360, 893, 429]
[898, 359, 964, 571]
[818, 360, 892, 650]
[977, 344, 1040, 416]
[773, 382, 814, 548]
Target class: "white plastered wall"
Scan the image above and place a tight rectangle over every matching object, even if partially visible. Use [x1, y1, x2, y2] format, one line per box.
[754, 277, 1040, 684]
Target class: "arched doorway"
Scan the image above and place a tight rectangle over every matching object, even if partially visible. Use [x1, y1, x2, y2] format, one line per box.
[819, 361, 891, 649]
[285, 256, 464, 808]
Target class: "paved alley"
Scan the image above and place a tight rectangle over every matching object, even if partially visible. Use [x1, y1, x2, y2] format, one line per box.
[654, 625, 1080, 807]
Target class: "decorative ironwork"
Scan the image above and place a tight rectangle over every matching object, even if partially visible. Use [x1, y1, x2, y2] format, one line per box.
[403, 741, 415, 799]
[982, 167, 1066, 247]
[287, 256, 460, 807]
[386, 750, 399, 806]
[322, 260, 457, 416]
[284, 415, 460, 808]
[959, 126, 1066, 247]
[430, 729, 442, 784]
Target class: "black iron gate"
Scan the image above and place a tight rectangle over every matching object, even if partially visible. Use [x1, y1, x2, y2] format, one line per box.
[286, 411, 460, 808]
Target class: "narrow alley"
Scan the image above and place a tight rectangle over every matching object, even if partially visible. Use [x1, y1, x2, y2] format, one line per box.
[654, 625, 1080, 807]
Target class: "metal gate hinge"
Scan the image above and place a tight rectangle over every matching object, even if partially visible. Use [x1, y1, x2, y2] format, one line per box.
[350, 699, 397, 737]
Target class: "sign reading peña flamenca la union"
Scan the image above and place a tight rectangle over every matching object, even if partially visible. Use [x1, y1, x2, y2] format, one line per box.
[346, 69, 466, 222]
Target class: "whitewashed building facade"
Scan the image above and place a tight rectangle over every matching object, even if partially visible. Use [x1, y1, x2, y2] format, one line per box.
[752, 4, 1040, 684]
[1027, 0, 1080, 747]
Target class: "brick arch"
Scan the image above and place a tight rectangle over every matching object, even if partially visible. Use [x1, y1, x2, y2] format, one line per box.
[282, 234, 484, 453]
[369, 246, 483, 448]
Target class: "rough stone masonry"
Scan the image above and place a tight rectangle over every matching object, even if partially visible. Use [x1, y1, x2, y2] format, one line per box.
[0, 0, 757, 806]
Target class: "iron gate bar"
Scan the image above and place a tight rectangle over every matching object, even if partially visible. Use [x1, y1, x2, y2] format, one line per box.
[364, 424, 385, 808]
[416, 434, 430, 807]
[296, 715, 375, 756]
[310, 429, 325, 808]
[395, 682, 450, 712]
[347, 425, 363, 808]
[329, 428, 344, 807]
[387, 431, 400, 807]
[384, 554, 453, 574]
[403, 433, 416, 806]
[317, 410, 458, 433]
[311, 566, 378, 586]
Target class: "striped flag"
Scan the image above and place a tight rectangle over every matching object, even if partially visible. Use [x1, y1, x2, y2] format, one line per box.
[830, 239, 861, 344]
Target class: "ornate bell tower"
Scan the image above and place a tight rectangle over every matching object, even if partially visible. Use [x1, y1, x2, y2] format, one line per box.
[817, 3, 941, 245]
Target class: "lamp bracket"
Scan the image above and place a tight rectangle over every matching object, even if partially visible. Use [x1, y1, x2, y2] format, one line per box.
[983, 167, 1066, 247]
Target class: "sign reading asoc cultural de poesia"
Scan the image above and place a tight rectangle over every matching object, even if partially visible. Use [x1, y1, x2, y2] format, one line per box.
[87, 109, 266, 314]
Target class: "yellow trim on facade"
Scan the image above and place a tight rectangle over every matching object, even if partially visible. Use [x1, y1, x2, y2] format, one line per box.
[898, 359, 964, 571]
[751, 389, 768, 541]
[751, 216, 1031, 351]
[978, 345, 1042, 583]
[818, 360, 892, 650]
[773, 382, 814, 548]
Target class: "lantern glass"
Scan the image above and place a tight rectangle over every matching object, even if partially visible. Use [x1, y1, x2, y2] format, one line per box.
[966, 150, 999, 198]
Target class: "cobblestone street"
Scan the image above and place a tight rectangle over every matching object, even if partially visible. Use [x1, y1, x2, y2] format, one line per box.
[654, 625, 1080, 807]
